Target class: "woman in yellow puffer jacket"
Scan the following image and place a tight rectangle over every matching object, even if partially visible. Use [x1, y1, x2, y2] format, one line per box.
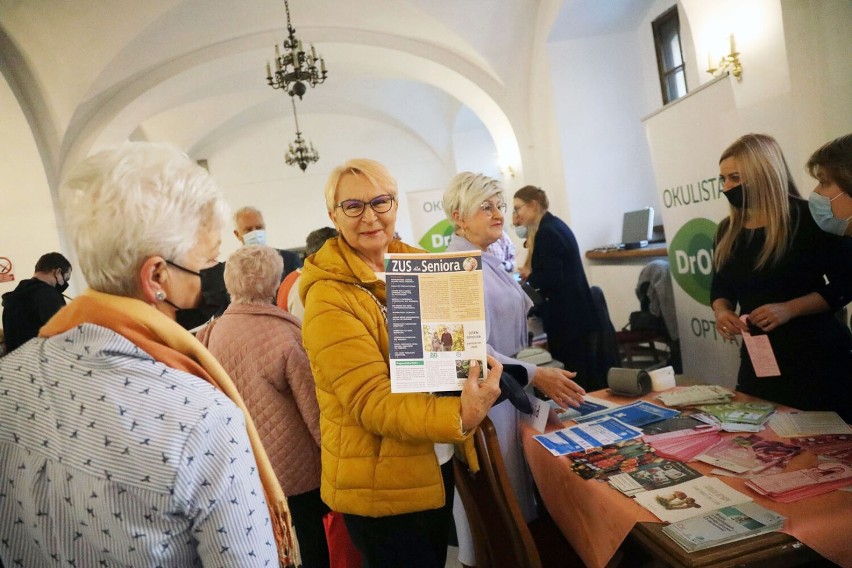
[299, 158, 502, 568]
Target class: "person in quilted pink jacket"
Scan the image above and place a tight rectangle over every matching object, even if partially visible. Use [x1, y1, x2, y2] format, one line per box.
[198, 245, 329, 568]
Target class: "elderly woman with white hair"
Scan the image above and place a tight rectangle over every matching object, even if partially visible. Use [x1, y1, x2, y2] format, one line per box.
[299, 158, 503, 568]
[443, 172, 586, 568]
[198, 245, 329, 568]
[0, 142, 297, 567]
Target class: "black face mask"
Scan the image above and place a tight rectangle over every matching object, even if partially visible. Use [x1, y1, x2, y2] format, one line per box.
[172, 262, 229, 331]
[723, 184, 744, 209]
[164, 260, 206, 330]
[56, 271, 70, 293]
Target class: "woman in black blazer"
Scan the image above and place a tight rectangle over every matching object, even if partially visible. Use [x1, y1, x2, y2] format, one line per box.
[513, 186, 603, 389]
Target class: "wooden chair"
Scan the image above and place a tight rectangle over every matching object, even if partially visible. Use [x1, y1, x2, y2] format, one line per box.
[453, 416, 543, 568]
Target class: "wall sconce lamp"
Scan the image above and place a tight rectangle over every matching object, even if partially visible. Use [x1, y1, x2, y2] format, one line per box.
[706, 34, 743, 82]
[499, 165, 516, 179]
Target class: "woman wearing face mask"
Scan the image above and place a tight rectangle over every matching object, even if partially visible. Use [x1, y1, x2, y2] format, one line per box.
[807, 133, 852, 237]
[711, 133, 851, 421]
[0, 142, 299, 567]
[512, 185, 604, 390]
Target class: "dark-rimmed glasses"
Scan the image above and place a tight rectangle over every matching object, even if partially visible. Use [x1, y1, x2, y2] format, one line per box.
[336, 194, 395, 218]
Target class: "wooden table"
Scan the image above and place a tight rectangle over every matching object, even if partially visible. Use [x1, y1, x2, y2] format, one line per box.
[520, 390, 852, 568]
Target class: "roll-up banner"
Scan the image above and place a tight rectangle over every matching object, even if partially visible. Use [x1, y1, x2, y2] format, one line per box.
[642, 77, 742, 387]
[406, 188, 453, 253]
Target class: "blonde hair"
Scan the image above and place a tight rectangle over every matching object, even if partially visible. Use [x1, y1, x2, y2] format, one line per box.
[323, 159, 398, 212]
[442, 172, 503, 230]
[714, 134, 798, 271]
[224, 245, 284, 305]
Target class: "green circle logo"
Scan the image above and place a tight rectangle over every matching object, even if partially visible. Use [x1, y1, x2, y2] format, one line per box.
[668, 217, 718, 306]
[417, 219, 454, 252]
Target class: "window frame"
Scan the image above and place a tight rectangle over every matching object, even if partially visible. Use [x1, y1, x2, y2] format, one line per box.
[652, 5, 687, 105]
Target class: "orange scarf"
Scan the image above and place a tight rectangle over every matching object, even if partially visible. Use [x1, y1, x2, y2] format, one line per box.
[41, 289, 300, 567]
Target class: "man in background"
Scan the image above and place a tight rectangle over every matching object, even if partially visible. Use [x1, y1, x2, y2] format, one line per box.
[1, 252, 72, 352]
[276, 226, 338, 319]
[233, 206, 301, 278]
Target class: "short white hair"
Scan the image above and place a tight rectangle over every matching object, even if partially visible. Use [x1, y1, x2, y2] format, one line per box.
[224, 245, 283, 305]
[233, 206, 263, 228]
[442, 172, 503, 230]
[60, 142, 229, 296]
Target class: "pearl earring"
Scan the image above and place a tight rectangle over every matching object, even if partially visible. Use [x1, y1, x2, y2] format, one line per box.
[155, 291, 166, 302]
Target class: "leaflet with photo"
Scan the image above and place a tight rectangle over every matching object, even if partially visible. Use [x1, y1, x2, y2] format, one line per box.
[385, 250, 487, 393]
[608, 460, 703, 496]
[633, 477, 752, 523]
[662, 502, 785, 553]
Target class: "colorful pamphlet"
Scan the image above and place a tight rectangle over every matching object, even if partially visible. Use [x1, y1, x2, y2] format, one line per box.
[385, 251, 486, 393]
[662, 502, 785, 553]
[533, 417, 644, 457]
[607, 460, 703, 496]
[568, 439, 658, 480]
[790, 434, 852, 464]
[633, 477, 753, 523]
[642, 413, 719, 440]
[696, 435, 801, 477]
[697, 401, 776, 428]
[745, 462, 852, 503]
[573, 400, 680, 428]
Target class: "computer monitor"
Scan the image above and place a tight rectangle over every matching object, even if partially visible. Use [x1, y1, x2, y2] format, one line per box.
[621, 207, 654, 248]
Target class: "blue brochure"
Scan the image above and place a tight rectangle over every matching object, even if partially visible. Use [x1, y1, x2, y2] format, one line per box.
[533, 417, 645, 456]
[573, 400, 679, 428]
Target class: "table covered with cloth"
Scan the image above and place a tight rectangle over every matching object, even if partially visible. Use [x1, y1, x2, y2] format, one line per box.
[520, 388, 852, 568]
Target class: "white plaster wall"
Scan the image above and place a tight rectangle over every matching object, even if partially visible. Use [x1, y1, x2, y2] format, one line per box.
[547, 29, 662, 329]
[0, 74, 64, 324]
[198, 113, 454, 261]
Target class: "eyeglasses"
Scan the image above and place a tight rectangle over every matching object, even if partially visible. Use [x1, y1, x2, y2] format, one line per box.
[512, 203, 527, 214]
[336, 194, 395, 218]
[478, 200, 507, 216]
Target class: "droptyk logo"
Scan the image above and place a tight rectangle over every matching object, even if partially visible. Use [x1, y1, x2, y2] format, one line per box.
[668, 218, 718, 306]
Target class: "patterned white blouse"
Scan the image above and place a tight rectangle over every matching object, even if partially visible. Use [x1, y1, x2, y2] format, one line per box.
[0, 324, 279, 567]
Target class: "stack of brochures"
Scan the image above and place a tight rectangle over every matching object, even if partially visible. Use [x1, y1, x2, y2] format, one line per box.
[745, 462, 852, 502]
[662, 502, 785, 553]
[790, 434, 852, 464]
[533, 418, 644, 457]
[634, 477, 754, 523]
[769, 411, 852, 438]
[607, 459, 703, 497]
[642, 414, 722, 462]
[656, 385, 734, 408]
[696, 401, 776, 433]
[573, 400, 680, 428]
[695, 435, 801, 478]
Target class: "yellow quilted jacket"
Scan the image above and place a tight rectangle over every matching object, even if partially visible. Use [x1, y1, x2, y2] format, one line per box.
[299, 237, 477, 517]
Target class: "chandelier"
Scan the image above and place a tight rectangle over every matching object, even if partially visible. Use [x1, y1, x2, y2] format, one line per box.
[284, 98, 319, 172]
[265, 0, 328, 99]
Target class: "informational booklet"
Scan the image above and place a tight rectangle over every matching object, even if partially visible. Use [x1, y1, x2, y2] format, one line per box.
[573, 400, 680, 427]
[696, 435, 801, 477]
[633, 477, 753, 523]
[549, 395, 615, 422]
[607, 460, 703, 496]
[745, 462, 852, 502]
[697, 401, 776, 426]
[385, 250, 487, 393]
[769, 412, 852, 438]
[662, 502, 785, 553]
[568, 439, 658, 480]
[533, 417, 644, 457]
[656, 385, 734, 408]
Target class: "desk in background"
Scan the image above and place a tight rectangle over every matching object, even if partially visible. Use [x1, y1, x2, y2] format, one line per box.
[585, 242, 668, 261]
[520, 389, 851, 568]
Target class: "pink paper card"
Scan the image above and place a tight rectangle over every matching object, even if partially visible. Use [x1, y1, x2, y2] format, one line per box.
[740, 315, 781, 377]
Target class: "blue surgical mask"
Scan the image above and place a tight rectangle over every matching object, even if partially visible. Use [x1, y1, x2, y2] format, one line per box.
[242, 229, 267, 246]
[809, 191, 851, 236]
[514, 225, 528, 239]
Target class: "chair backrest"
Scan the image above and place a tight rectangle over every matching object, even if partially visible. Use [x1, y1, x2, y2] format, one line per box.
[453, 416, 542, 568]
